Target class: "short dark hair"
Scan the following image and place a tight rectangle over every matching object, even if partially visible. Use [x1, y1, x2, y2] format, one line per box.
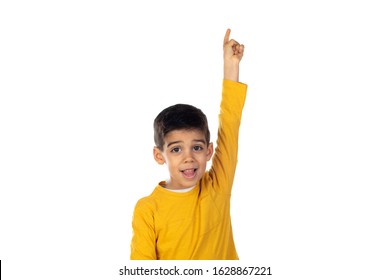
[153, 104, 210, 150]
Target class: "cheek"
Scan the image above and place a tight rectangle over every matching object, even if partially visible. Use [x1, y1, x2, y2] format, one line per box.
[197, 155, 210, 166]
[164, 156, 179, 168]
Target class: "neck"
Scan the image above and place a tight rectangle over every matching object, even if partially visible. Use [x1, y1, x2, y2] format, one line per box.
[163, 180, 195, 192]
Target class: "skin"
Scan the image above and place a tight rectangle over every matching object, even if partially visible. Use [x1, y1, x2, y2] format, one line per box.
[223, 28, 244, 82]
[153, 28, 245, 190]
[153, 129, 214, 190]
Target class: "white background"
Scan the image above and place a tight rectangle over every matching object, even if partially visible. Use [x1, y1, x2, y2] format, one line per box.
[1, 0, 389, 279]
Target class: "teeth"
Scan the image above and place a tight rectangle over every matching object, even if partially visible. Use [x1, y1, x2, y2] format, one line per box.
[182, 169, 196, 174]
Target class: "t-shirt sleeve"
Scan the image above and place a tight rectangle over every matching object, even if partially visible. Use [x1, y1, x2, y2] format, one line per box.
[130, 199, 157, 260]
[208, 80, 247, 194]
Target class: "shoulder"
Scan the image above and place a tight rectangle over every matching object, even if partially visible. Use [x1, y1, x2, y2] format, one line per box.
[134, 190, 159, 213]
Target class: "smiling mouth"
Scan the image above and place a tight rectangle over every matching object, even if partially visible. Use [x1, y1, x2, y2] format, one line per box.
[181, 168, 197, 179]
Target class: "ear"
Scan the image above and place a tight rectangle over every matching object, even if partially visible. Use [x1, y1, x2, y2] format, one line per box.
[206, 142, 214, 161]
[153, 146, 165, 165]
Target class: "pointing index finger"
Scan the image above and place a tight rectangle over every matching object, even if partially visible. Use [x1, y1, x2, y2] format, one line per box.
[224, 28, 231, 45]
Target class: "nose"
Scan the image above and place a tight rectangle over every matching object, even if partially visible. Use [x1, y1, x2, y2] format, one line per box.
[183, 150, 195, 163]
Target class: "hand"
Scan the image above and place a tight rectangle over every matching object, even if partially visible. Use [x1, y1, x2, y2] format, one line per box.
[223, 28, 244, 82]
[223, 28, 245, 63]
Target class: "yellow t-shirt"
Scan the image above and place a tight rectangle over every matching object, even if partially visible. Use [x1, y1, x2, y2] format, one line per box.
[131, 80, 247, 260]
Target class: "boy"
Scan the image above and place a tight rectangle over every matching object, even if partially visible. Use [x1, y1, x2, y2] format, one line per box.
[130, 28, 247, 260]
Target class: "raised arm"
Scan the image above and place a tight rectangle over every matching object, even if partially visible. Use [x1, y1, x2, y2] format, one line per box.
[223, 28, 245, 82]
[208, 29, 247, 194]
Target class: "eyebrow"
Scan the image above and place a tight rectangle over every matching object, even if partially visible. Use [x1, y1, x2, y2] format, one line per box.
[167, 139, 206, 148]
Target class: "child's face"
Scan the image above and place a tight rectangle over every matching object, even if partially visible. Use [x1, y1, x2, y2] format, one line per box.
[153, 129, 213, 190]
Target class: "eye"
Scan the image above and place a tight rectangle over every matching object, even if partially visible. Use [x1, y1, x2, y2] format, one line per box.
[193, 145, 203, 152]
[170, 147, 181, 153]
